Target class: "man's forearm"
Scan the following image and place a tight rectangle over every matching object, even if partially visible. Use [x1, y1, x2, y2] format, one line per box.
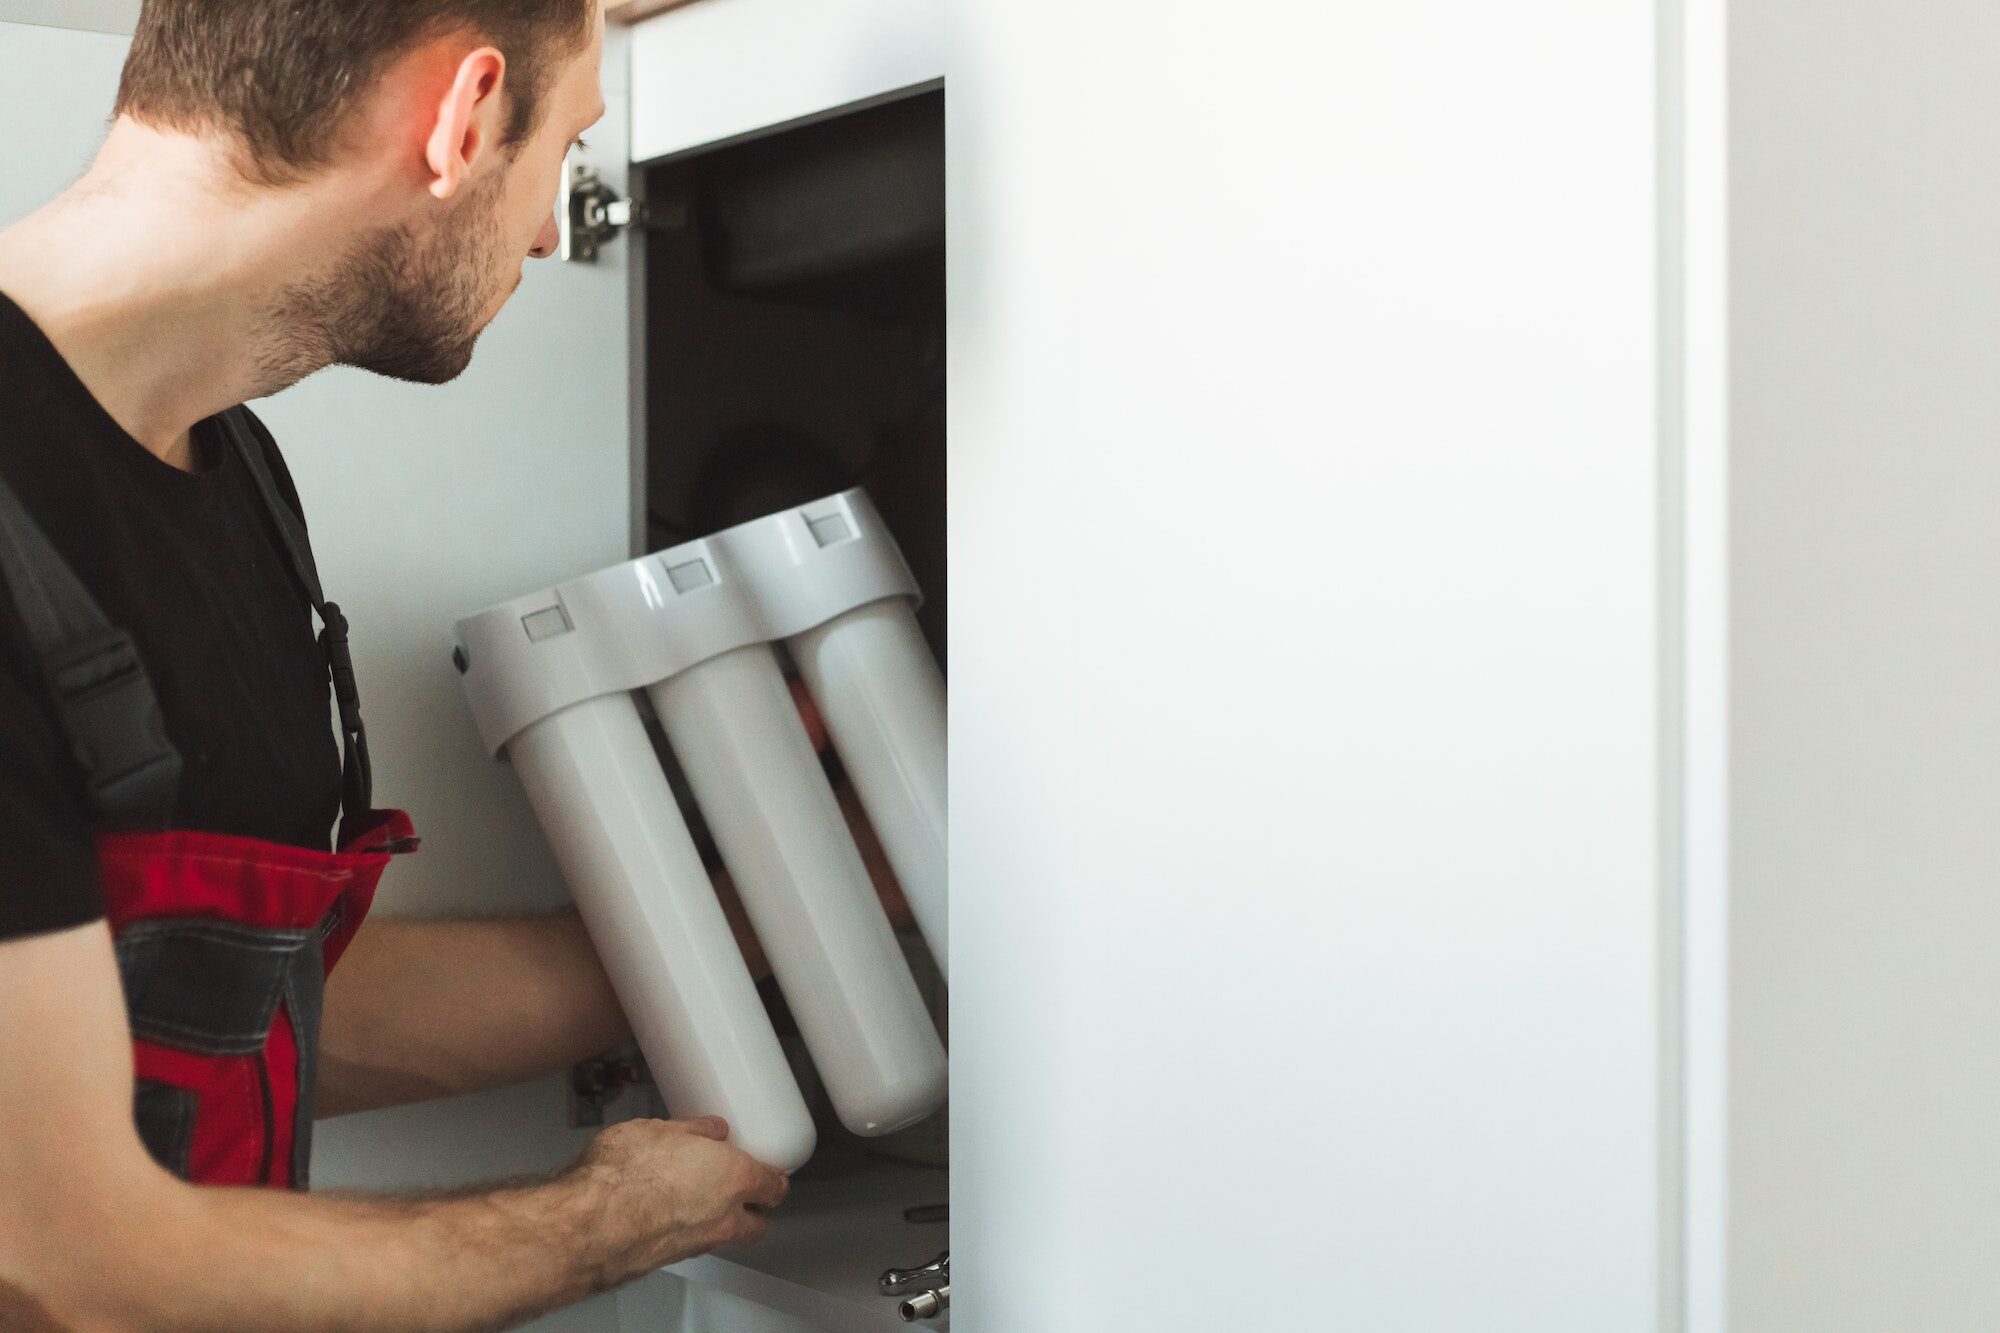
[318, 912, 631, 1116]
[133, 1166, 615, 1331]
[28, 1118, 780, 1333]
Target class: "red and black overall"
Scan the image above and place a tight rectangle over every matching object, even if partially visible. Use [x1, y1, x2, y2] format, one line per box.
[0, 408, 415, 1189]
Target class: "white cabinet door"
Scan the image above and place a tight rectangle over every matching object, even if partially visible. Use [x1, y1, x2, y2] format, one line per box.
[947, 3, 1684, 1331]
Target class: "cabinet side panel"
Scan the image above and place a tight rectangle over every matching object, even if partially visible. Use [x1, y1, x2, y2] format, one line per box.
[949, 3, 1665, 1330]
[1731, 3, 2000, 1327]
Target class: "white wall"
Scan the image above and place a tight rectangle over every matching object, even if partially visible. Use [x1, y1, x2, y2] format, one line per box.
[0, 0, 137, 35]
[949, 3, 1670, 1330]
[1730, 3, 2000, 1327]
[0, 18, 634, 1332]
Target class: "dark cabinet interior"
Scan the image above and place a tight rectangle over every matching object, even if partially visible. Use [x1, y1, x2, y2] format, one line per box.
[639, 85, 946, 669]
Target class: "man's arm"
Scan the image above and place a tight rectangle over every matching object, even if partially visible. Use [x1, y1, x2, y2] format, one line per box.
[317, 911, 637, 1116]
[0, 920, 788, 1332]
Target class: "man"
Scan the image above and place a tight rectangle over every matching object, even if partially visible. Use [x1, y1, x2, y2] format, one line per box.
[0, 2, 796, 1327]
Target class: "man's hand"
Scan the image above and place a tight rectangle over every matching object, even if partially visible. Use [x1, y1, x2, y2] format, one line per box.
[565, 1116, 789, 1273]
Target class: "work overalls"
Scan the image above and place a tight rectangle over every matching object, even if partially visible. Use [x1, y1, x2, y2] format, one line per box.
[0, 408, 415, 1187]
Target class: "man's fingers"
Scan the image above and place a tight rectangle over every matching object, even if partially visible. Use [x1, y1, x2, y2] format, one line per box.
[746, 1164, 790, 1209]
[731, 1208, 770, 1247]
[682, 1115, 730, 1141]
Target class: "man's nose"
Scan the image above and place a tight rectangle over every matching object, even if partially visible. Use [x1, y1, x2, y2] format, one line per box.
[530, 213, 560, 259]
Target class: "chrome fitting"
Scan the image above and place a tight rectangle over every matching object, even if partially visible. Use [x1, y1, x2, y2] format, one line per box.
[899, 1286, 951, 1321]
[880, 1250, 949, 1297]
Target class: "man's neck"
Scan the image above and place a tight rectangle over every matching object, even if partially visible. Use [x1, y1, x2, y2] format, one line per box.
[0, 121, 361, 471]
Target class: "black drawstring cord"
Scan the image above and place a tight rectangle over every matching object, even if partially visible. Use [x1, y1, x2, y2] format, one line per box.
[318, 601, 372, 821]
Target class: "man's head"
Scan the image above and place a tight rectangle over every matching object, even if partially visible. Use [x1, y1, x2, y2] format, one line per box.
[111, 0, 606, 386]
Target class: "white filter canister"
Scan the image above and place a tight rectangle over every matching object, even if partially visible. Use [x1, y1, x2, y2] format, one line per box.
[787, 597, 949, 979]
[648, 643, 948, 1136]
[506, 691, 817, 1171]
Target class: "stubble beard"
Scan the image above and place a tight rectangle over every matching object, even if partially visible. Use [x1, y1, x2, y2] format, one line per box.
[257, 170, 509, 392]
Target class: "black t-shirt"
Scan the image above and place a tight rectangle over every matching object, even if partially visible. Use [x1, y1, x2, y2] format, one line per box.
[0, 289, 341, 942]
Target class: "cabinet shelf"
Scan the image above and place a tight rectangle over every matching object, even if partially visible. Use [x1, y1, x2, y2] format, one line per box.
[665, 1151, 949, 1331]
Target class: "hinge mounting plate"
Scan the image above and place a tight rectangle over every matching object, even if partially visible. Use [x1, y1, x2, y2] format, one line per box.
[559, 160, 643, 264]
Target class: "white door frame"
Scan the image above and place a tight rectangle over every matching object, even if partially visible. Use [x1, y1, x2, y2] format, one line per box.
[1662, 0, 1731, 1330]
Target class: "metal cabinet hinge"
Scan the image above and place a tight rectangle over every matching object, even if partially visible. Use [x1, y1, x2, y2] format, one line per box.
[568, 1051, 646, 1126]
[559, 161, 682, 263]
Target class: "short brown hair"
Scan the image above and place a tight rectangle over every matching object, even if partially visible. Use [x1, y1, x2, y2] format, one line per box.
[114, 1, 592, 186]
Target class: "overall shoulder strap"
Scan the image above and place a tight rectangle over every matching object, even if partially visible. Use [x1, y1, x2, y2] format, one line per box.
[217, 408, 373, 824]
[0, 470, 181, 829]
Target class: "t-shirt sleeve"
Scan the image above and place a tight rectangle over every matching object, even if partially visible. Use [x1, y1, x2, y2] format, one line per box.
[0, 579, 105, 942]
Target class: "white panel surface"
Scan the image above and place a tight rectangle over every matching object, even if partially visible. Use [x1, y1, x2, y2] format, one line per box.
[0, 20, 632, 1333]
[628, 0, 940, 162]
[620, 1274, 833, 1333]
[948, 4, 1665, 1331]
[1731, 1, 2000, 1327]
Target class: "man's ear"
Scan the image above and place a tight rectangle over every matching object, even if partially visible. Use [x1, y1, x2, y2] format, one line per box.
[424, 46, 507, 201]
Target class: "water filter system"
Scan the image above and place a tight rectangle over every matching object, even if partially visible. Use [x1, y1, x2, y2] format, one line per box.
[453, 490, 948, 1171]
